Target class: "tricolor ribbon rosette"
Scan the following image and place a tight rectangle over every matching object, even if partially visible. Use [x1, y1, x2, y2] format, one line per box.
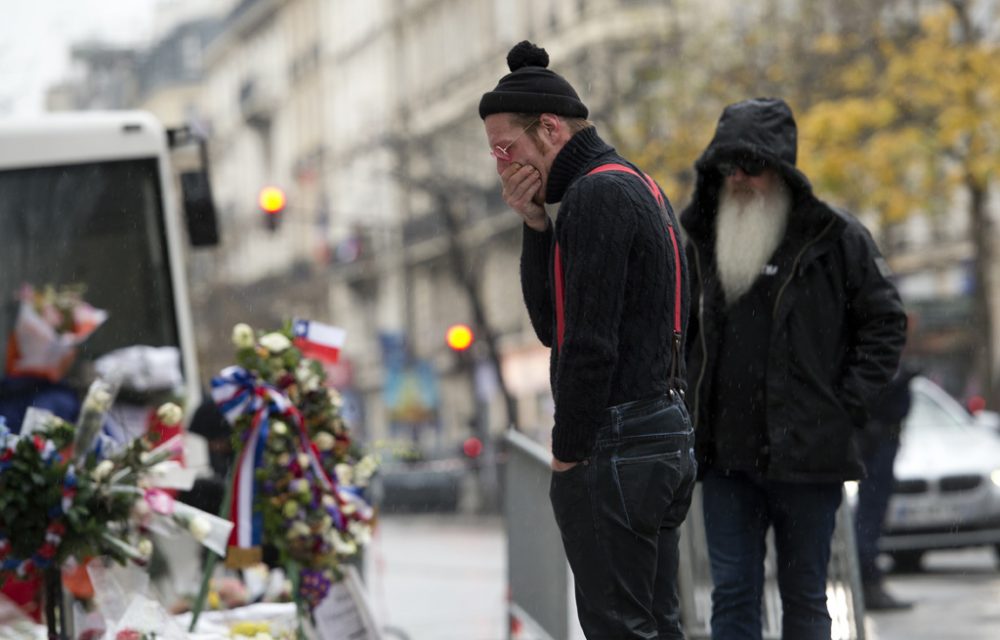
[211, 366, 337, 568]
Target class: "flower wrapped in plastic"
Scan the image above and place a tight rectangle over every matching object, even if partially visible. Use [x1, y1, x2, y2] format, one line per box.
[0, 398, 233, 636]
[210, 320, 376, 612]
[5, 284, 107, 383]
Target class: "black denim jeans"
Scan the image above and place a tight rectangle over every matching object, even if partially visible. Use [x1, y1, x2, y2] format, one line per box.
[550, 394, 697, 639]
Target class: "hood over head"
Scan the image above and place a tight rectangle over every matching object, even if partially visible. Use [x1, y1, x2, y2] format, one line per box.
[696, 97, 811, 194]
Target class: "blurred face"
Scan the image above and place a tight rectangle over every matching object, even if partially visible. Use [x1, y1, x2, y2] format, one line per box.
[718, 161, 784, 204]
[484, 113, 561, 205]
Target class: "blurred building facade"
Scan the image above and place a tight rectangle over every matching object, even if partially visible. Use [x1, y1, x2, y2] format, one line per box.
[41, 0, 1000, 447]
[185, 0, 688, 452]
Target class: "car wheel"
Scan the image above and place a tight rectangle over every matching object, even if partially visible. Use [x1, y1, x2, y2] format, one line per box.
[890, 550, 925, 573]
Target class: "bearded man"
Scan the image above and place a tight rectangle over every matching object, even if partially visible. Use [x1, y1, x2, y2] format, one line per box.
[681, 98, 907, 640]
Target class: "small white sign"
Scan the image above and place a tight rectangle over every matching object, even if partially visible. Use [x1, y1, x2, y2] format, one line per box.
[311, 566, 382, 640]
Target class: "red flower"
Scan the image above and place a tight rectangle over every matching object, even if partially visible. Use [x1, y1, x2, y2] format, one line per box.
[48, 521, 66, 537]
[115, 629, 142, 640]
[38, 543, 57, 559]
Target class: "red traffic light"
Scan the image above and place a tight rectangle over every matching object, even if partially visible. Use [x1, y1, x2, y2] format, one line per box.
[445, 324, 474, 351]
[259, 186, 286, 214]
[463, 436, 483, 459]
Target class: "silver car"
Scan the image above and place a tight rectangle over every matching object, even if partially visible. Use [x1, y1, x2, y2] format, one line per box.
[876, 376, 1000, 571]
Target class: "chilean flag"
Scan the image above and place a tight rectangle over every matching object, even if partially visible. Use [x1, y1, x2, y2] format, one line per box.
[292, 318, 346, 364]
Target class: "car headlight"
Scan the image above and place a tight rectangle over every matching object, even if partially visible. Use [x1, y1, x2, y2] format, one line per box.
[991, 470, 1000, 488]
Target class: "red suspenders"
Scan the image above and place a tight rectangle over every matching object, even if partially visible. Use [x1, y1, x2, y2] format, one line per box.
[552, 164, 684, 369]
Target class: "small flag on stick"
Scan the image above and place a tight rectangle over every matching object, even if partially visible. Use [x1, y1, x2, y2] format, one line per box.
[292, 319, 346, 363]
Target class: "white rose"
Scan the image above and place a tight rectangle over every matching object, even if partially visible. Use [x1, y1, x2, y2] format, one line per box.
[156, 402, 183, 426]
[231, 323, 255, 349]
[287, 521, 311, 539]
[271, 420, 288, 436]
[327, 388, 343, 409]
[354, 455, 378, 487]
[313, 432, 336, 451]
[91, 459, 115, 481]
[132, 499, 151, 518]
[292, 479, 310, 495]
[137, 538, 154, 558]
[297, 453, 310, 469]
[188, 516, 211, 542]
[84, 387, 113, 412]
[259, 332, 291, 353]
[348, 521, 372, 546]
[334, 463, 353, 486]
[329, 530, 357, 555]
[296, 362, 321, 392]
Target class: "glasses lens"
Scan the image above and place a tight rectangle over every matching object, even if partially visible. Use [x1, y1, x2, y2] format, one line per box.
[742, 159, 766, 176]
[491, 146, 511, 161]
[718, 160, 766, 177]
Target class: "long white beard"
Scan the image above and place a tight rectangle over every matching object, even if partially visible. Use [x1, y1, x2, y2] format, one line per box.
[714, 182, 791, 306]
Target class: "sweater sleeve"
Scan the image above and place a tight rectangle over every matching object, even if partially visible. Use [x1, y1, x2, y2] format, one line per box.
[551, 179, 636, 461]
[520, 222, 554, 348]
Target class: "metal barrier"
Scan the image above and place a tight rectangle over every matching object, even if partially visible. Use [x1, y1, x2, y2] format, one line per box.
[505, 429, 584, 639]
[678, 485, 866, 640]
[505, 429, 866, 640]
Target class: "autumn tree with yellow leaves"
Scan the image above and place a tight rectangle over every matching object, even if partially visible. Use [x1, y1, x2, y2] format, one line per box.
[610, 0, 998, 401]
[798, 0, 1000, 402]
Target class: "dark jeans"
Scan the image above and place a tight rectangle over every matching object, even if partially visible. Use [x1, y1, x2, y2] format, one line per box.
[854, 432, 901, 585]
[550, 395, 697, 639]
[701, 470, 843, 640]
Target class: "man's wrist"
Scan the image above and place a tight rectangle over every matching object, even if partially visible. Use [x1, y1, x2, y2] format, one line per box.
[524, 216, 549, 232]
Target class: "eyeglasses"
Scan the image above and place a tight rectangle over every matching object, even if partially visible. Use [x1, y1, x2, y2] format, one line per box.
[490, 119, 539, 161]
[717, 159, 768, 177]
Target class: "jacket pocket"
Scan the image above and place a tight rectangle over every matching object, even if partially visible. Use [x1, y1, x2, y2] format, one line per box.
[612, 449, 682, 534]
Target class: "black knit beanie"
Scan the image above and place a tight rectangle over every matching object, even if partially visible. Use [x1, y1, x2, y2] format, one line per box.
[479, 41, 588, 120]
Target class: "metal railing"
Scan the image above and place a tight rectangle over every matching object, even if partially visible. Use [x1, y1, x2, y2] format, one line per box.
[505, 429, 866, 640]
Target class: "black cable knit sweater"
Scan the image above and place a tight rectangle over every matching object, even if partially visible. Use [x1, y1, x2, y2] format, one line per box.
[520, 127, 689, 461]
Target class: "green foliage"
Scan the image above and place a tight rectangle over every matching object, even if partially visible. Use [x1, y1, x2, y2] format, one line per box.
[0, 416, 163, 582]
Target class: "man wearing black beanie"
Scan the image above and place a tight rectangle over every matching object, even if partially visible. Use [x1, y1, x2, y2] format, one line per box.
[481, 41, 695, 639]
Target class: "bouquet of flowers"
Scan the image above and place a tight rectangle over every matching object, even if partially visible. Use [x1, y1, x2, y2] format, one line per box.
[6, 284, 108, 381]
[211, 321, 377, 611]
[0, 385, 230, 638]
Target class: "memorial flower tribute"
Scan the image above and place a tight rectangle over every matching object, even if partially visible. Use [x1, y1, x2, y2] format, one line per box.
[209, 320, 376, 615]
[0, 381, 224, 639]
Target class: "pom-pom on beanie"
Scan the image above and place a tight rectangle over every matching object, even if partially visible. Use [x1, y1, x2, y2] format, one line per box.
[479, 41, 588, 120]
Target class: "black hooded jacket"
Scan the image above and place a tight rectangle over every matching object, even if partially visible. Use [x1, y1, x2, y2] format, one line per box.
[680, 98, 907, 482]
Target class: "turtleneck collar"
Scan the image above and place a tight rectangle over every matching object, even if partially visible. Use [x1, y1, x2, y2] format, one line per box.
[545, 126, 614, 204]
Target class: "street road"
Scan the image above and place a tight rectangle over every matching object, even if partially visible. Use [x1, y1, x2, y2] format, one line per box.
[370, 514, 1000, 640]
[367, 514, 506, 640]
[867, 548, 1000, 640]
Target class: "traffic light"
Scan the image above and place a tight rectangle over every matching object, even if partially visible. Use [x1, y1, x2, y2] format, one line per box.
[259, 185, 286, 230]
[445, 323, 474, 352]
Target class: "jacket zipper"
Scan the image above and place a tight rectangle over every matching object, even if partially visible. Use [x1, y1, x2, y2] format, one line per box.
[691, 247, 708, 429]
[772, 218, 836, 318]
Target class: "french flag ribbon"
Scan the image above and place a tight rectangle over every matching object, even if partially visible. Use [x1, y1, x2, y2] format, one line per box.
[211, 367, 334, 550]
[292, 318, 346, 364]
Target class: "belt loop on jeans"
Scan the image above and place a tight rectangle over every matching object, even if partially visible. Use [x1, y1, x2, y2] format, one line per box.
[612, 405, 623, 440]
